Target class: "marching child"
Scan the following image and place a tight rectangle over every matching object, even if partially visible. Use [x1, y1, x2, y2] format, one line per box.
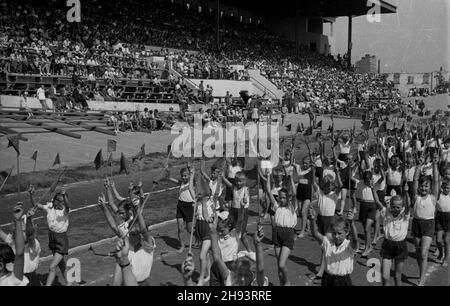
[222, 171, 251, 252]
[379, 192, 411, 286]
[308, 207, 359, 286]
[0, 205, 41, 286]
[29, 186, 70, 286]
[266, 171, 298, 285]
[0, 204, 28, 286]
[435, 179, 450, 266]
[410, 155, 439, 286]
[167, 166, 196, 253]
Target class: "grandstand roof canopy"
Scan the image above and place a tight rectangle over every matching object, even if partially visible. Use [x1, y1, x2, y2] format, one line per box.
[219, 0, 396, 18]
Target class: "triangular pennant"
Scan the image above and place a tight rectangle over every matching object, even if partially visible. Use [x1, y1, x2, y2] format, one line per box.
[296, 123, 302, 134]
[315, 120, 322, 129]
[94, 149, 104, 170]
[304, 126, 313, 136]
[7, 136, 20, 156]
[52, 153, 61, 167]
[31, 150, 38, 161]
[285, 124, 292, 132]
[119, 152, 128, 174]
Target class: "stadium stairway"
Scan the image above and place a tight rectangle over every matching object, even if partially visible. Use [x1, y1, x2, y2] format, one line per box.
[247, 69, 284, 100]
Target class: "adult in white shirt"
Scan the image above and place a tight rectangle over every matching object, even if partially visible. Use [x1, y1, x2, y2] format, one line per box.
[36, 84, 48, 111]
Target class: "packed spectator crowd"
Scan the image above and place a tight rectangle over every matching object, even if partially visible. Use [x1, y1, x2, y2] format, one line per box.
[0, 0, 401, 119]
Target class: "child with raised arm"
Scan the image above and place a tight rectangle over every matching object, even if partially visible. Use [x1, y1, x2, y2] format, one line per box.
[99, 186, 155, 286]
[410, 154, 439, 286]
[167, 166, 196, 253]
[354, 170, 380, 257]
[308, 207, 359, 286]
[200, 160, 225, 213]
[435, 179, 450, 266]
[193, 170, 216, 286]
[266, 171, 298, 286]
[379, 191, 411, 286]
[222, 171, 251, 252]
[0, 204, 41, 286]
[296, 154, 315, 238]
[0, 204, 28, 286]
[29, 186, 70, 286]
[207, 216, 268, 286]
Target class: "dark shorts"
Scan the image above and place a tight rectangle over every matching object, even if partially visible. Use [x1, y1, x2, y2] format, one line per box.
[210, 261, 234, 286]
[386, 185, 402, 197]
[317, 215, 334, 235]
[412, 218, 435, 238]
[380, 239, 408, 260]
[272, 226, 295, 250]
[48, 230, 69, 256]
[195, 219, 211, 241]
[296, 183, 312, 201]
[321, 271, 352, 287]
[358, 201, 378, 223]
[341, 179, 356, 190]
[229, 207, 248, 234]
[176, 200, 194, 223]
[315, 167, 323, 180]
[376, 190, 386, 204]
[435, 212, 450, 233]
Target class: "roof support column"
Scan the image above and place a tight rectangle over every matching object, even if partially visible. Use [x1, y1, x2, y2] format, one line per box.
[216, 0, 220, 52]
[347, 14, 352, 69]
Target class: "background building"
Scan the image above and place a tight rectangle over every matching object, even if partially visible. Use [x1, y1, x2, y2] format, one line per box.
[355, 54, 378, 74]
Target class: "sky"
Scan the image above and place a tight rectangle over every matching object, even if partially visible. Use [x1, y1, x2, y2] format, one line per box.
[325, 0, 449, 73]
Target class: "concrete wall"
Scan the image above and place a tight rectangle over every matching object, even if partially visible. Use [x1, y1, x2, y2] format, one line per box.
[0, 95, 180, 112]
[189, 79, 254, 97]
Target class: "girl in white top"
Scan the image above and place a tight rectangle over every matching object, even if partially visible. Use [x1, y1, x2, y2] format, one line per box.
[379, 192, 411, 286]
[354, 171, 383, 257]
[222, 172, 251, 252]
[191, 220, 268, 287]
[200, 160, 224, 212]
[168, 167, 196, 253]
[308, 207, 359, 286]
[266, 173, 297, 286]
[30, 186, 70, 286]
[0, 204, 28, 286]
[410, 158, 439, 286]
[435, 179, 450, 265]
[386, 155, 403, 197]
[258, 157, 273, 219]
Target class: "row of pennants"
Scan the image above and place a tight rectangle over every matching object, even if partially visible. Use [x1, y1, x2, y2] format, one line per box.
[4, 137, 157, 175]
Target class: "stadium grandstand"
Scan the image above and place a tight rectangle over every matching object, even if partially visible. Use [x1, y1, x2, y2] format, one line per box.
[0, 0, 399, 122]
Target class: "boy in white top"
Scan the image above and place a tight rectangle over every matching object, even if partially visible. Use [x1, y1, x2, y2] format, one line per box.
[0, 204, 28, 286]
[308, 207, 358, 286]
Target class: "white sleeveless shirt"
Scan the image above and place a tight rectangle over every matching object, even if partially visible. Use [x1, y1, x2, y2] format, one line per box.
[414, 194, 436, 220]
[437, 194, 450, 213]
